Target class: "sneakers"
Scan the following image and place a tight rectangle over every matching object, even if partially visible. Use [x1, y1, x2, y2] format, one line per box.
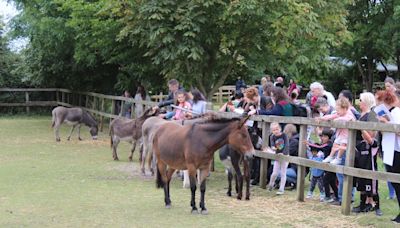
[319, 195, 325, 202]
[306, 192, 313, 199]
[392, 214, 400, 224]
[322, 156, 334, 163]
[330, 200, 341, 206]
[330, 157, 342, 165]
[324, 197, 335, 203]
[352, 205, 366, 213]
[276, 190, 284, 195]
[375, 208, 383, 216]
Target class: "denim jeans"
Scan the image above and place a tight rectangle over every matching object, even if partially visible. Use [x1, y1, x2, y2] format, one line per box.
[286, 167, 297, 184]
[336, 153, 355, 202]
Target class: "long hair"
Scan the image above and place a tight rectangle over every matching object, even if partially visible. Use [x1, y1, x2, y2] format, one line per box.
[136, 85, 147, 100]
[271, 87, 290, 103]
[191, 88, 205, 103]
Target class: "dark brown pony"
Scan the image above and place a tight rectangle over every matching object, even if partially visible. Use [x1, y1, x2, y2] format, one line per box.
[153, 116, 254, 214]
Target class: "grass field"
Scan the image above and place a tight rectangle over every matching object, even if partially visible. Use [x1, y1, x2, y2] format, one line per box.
[0, 116, 398, 227]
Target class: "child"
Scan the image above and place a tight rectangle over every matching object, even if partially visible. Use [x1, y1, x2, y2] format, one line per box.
[172, 91, 191, 120]
[319, 97, 355, 165]
[306, 145, 325, 201]
[266, 122, 289, 195]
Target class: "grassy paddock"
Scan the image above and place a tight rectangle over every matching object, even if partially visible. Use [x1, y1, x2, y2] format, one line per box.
[0, 116, 398, 227]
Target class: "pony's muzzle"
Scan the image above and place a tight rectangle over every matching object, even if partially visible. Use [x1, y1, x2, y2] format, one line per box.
[244, 151, 255, 160]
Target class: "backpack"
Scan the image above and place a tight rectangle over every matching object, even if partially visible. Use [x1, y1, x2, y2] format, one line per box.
[291, 103, 308, 117]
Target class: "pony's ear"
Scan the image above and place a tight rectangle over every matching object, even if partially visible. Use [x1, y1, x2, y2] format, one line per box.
[239, 115, 251, 128]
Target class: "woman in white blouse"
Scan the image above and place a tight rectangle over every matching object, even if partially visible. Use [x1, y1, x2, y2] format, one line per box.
[375, 90, 400, 224]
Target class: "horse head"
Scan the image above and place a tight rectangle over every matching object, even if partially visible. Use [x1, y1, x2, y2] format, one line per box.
[89, 125, 98, 140]
[84, 111, 98, 140]
[227, 116, 255, 160]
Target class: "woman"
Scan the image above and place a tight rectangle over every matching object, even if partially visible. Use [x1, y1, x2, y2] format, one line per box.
[190, 89, 207, 117]
[352, 92, 382, 216]
[375, 90, 400, 223]
[250, 87, 293, 116]
[134, 85, 150, 117]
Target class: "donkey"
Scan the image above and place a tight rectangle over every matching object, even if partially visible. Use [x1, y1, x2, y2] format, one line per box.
[219, 128, 262, 200]
[51, 106, 98, 142]
[141, 113, 216, 176]
[109, 108, 159, 161]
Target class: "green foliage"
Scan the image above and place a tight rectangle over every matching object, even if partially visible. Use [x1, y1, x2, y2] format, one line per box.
[124, 0, 351, 97]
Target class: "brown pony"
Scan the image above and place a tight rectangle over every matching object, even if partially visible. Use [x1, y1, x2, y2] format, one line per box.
[153, 116, 254, 214]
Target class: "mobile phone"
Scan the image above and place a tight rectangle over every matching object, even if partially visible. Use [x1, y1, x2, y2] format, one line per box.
[377, 110, 386, 117]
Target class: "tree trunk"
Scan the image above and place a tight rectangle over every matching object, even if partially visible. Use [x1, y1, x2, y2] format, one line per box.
[396, 53, 400, 80]
[366, 58, 374, 92]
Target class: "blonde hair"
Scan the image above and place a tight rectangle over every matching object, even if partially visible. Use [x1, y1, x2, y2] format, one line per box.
[270, 122, 281, 131]
[359, 92, 376, 110]
[245, 87, 259, 100]
[283, 124, 297, 138]
[335, 97, 350, 110]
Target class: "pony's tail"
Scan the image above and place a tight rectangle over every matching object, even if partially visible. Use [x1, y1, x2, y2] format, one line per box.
[156, 167, 164, 188]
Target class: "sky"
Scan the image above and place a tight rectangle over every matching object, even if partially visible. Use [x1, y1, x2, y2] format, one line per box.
[0, 0, 18, 24]
[0, 0, 27, 51]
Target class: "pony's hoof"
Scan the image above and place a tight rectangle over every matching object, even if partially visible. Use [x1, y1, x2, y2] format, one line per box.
[56, 138, 61, 142]
[237, 196, 242, 200]
[113, 157, 119, 161]
[165, 204, 171, 209]
[67, 137, 71, 141]
[191, 209, 199, 214]
[201, 209, 208, 215]
[226, 192, 232, 197]
[245, 196, 250, 201]
[78, 137, 82, 141]
[128, 157, 133, 162]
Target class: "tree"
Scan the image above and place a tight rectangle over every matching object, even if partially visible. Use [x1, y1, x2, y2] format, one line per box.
[122, 0, 352, 98]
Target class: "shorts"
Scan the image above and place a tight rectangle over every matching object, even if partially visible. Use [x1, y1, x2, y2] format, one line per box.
[334, 137, 347, 145]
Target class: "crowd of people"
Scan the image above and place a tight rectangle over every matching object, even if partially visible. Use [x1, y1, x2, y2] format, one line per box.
[124, 76, 400, 224]
[222, 75, 400, 223]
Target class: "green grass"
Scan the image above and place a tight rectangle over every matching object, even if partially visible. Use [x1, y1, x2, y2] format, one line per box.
[0, 116, 398, 227]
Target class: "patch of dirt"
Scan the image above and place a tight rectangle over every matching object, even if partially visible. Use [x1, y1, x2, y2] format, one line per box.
[206, 188, 370, 228]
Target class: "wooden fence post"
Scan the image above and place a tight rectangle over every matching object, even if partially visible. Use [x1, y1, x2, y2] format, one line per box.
[25, 91, 30, 114]
[61, 92, 65, 104]
[218, 88, 223, 103]
[100, 98, 105, 132]
[110, 99, 116, 126]
[260, 122, 270, 189]
[56, 91, 60, 104]
[296, 124, 308, 201]
[85, 95, 89, 108]
[341, 129, 357, 215]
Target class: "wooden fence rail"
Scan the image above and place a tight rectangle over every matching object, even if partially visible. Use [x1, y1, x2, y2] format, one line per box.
[217, 112, 400, 216]
[1, 88, 400, 216]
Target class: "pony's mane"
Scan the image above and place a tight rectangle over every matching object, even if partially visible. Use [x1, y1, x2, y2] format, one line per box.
[192, 112, 241, 125]
[138, 108, 159, 120]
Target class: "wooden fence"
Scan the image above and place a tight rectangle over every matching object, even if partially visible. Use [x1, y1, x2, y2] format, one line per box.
[217, 112, 400, 216]
[1, 88, 400, 216]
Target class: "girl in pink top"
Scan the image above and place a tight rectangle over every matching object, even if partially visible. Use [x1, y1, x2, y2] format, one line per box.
[318, 97, 355, 165]
[172, 91, 192, 120]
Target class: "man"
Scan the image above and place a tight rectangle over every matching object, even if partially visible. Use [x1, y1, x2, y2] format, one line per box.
[309, 82, 336, 108]
[153, 79, 184, 118]
[274, 76, 284, 88]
